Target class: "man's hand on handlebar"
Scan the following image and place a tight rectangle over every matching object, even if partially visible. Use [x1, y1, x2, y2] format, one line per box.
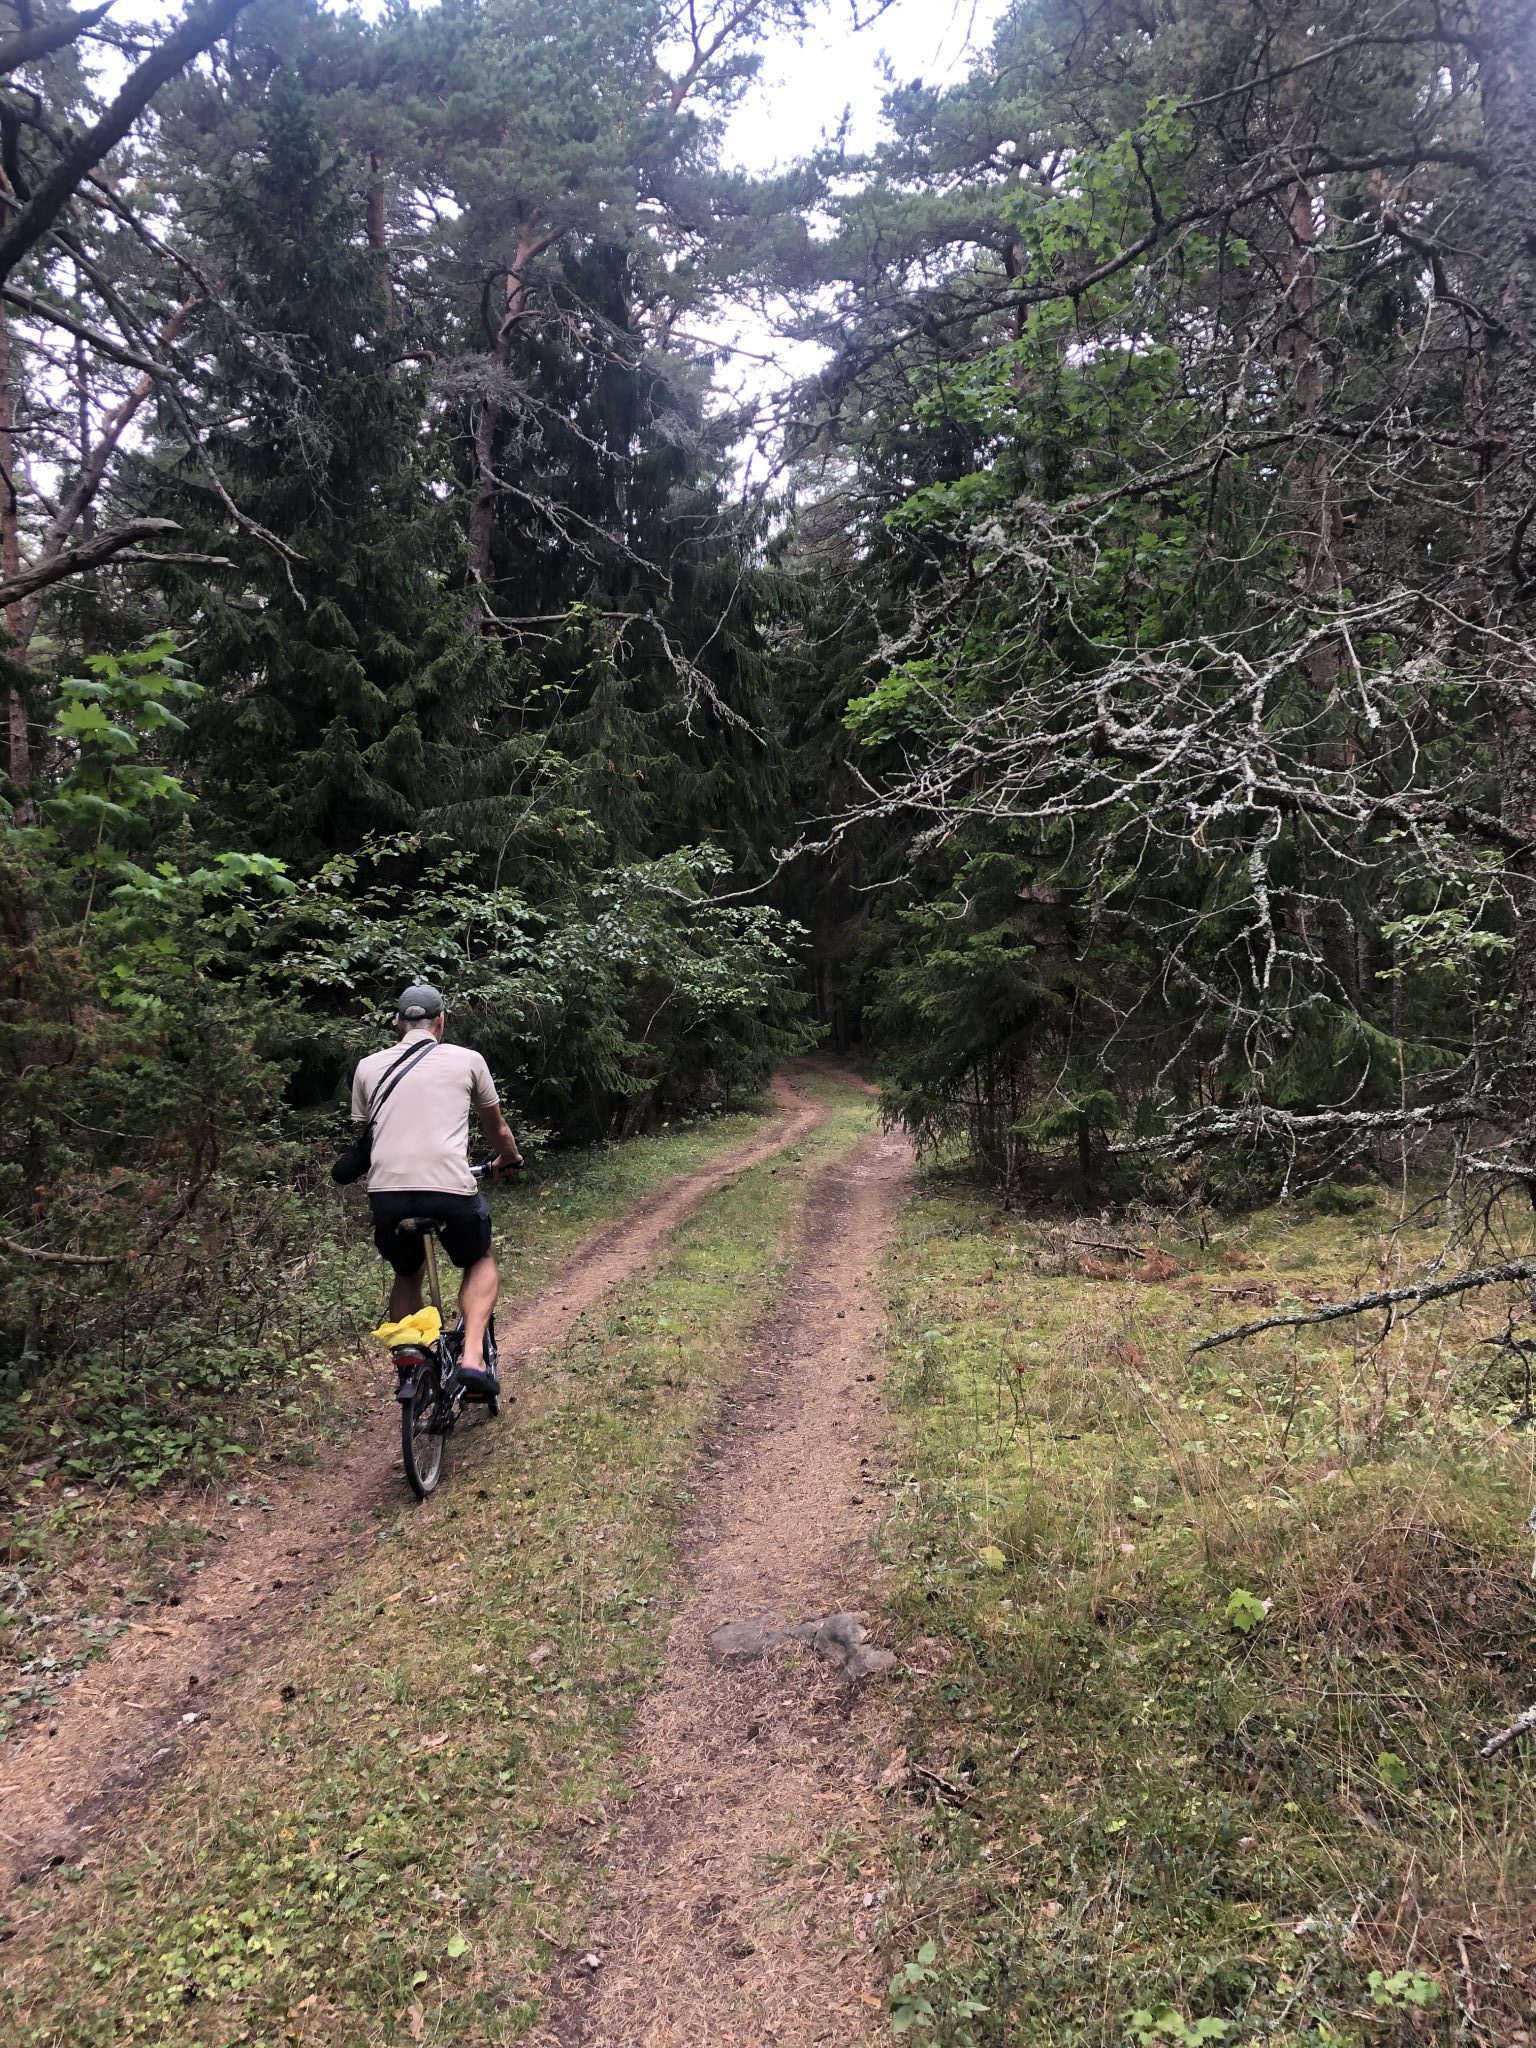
[471, 1146, 524, 1184]
[476, 1105, 524, 1181]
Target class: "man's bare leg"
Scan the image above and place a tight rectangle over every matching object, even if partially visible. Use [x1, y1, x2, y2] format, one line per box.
[459, 1254, 499, 1369]
[388, 1269, 425, 1323]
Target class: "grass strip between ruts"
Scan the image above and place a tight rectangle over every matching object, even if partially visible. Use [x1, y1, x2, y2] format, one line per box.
[3, 1076, 876, 2047]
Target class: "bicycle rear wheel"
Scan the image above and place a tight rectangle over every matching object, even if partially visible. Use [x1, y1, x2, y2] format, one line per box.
[401, 1354, 448, 1499]
[484, 1314, 500, 1419]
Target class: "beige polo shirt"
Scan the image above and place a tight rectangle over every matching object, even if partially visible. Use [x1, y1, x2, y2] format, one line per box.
[350, 1028, 500, 1196]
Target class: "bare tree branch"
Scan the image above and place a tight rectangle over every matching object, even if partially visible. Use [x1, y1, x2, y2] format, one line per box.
[15, 298, 194, 646]
[0, 0, 255, 287]
[1189, 1261, 1536, 1357]
[0, 516, 180, 607]
[1480, 1701, 1536, 1757]
[0, 4, 115, 80]
[0, 1232, 118, 1266]
[0, 283, 175, 379]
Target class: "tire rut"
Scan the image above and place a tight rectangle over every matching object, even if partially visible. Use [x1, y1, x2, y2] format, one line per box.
[541, 1119, 913, 2048]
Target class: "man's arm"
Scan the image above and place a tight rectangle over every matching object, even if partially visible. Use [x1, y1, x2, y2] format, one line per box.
[477, 1102, 523, 1172]
[469, 1052, 521, 1170]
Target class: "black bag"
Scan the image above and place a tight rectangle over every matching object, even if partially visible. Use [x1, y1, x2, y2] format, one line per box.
[332, 1040, 437, 1185]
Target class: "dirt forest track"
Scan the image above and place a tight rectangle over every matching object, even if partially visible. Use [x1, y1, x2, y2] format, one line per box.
[0, 1071, 831, 1894]
[542, 1113, 912, 2048]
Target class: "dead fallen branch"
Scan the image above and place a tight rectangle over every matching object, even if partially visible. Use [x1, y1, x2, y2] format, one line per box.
[1112, 1097, 1484, 1160]
[0, 1233, 120, 1266]
[1189, 1258, 1536, 1355]
[911, 1760, 975, 1805]
[1479, 1701, 1536, 1758]
[1062, 1236, 1156, 1259]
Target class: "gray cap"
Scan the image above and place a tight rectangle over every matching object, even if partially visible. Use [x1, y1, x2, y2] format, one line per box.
[397, 983, 445, 1021]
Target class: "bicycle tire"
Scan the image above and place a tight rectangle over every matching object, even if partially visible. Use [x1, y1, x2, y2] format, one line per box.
[484, 1315, 500, 1420]
[401, 1355, 447, 1499]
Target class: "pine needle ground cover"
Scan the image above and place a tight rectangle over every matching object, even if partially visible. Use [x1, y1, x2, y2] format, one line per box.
[875, 1184, 1536, 2047]
[1, 1076, 875, 2046]
[0, 1103, 780, 1750]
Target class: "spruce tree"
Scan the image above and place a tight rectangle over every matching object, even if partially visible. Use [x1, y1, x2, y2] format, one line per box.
[132, 74, 499, 858]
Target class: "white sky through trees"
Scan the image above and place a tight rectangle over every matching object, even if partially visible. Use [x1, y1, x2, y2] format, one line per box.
[723, 0, 1007, 169]
[716, 0, 1009, 478]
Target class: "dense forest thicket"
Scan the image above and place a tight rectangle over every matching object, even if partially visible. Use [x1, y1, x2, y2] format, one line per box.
[4, 0, 1536, 1439]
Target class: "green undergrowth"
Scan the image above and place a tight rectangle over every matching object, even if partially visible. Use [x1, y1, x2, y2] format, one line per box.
[1, 1074, 875, 2045]
[875, 1184, 1536, 2047]
[0, 1100, 780, 1746]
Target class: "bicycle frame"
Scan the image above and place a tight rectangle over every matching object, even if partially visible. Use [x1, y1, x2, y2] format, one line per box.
[391, 1220, 460, 1380]
[417, 1225, 447, 1334]
[409, 1159, 497, 1354]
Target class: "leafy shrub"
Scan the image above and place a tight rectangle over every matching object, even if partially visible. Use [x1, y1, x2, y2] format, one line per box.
[260, 836, 818, 1142]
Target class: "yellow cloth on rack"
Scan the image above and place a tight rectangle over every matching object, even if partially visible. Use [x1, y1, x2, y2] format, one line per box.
[372, 1307, 442, 1348]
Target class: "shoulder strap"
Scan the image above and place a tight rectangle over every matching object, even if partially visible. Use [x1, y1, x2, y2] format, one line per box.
[368, 1040, 436, 1121]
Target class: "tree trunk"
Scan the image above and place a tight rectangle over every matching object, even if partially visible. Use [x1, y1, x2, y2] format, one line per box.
[0, 298, 30, 814]
[466, 220, 554, 627]
[1278, 177, 1362, 994]
[365, 154, 392, 323]
[1480, 4, 1536, 1165]
[1278, 180, 1346, 650]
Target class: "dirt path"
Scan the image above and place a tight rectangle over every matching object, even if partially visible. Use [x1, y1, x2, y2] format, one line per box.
[543, 1120, 912, 2048]
[0, 1073, 830, 1893]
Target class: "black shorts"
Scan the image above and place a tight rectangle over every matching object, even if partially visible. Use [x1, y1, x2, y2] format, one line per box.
[368, 1191, 493, 1276]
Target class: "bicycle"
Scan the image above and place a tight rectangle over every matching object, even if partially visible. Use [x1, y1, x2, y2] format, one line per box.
[381, 1163, 511, 1500]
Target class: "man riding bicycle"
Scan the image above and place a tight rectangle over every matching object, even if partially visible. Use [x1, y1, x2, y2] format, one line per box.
[353, 984, 523, 1397]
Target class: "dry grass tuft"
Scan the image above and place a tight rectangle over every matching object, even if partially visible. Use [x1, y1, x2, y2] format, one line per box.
[1284, 1512, 1536, 1683]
